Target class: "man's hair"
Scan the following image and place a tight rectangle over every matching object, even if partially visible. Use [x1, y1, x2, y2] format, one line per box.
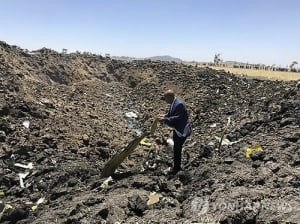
[164, 89, 175, 98]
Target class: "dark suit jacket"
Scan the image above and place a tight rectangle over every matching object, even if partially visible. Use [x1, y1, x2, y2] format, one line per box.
[164, 98, 192, 138]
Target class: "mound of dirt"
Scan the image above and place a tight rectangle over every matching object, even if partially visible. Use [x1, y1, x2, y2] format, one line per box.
[0, 41, 299, 223]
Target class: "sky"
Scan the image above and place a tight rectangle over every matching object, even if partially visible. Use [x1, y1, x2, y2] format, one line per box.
[0, 0, 299, 67]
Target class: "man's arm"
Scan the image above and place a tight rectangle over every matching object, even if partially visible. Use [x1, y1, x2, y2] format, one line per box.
[164, 103, 184, 127]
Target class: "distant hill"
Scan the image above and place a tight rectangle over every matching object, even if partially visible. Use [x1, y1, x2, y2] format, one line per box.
[147, 55, 182, 62]
[111, 55, 182, 62]
[111, 56, 138, 61]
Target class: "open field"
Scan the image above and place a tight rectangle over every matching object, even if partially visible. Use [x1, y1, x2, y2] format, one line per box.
[208, 66, 300, 81]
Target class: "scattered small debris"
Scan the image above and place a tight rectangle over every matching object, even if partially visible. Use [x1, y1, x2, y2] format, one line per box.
[215, 136, 231, 145]
[22, 120, 30, 129]
[14, 162, 33, 169]
[31, 197, 45, 211]
[0, 203, 13, 220]
[100, 176, 113, 188]
[214, 136, 242, 149]
[104, 93, 113, 97]
[125, 112, 138, 119]
[210, 123, 217, 128]
[217, 117, 231, 151]
[1, 41, 299, 223]
[224, 157, 234, 164]
[147, 192, 163, 206]
[246, 145, 262, 158]
[145, 161, 157, 170]
[18, 172, 30, 188]
[166, 138, 174, 150]
[163, 167, 172, 175]
[140, 138, 152, 146]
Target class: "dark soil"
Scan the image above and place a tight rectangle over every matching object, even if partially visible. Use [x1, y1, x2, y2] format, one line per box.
[0, 41, 299, 223]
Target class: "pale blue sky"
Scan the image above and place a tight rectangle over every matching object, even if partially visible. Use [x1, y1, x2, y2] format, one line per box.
[1, 0, 299, 66]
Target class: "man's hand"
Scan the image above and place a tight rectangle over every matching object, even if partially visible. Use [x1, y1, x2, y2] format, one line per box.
[156, 116, 165, 123]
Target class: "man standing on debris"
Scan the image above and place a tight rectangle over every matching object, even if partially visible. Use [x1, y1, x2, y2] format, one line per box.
[158, 89, 192, 174]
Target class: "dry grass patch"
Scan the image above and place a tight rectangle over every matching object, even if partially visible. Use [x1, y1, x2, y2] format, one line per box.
[209, 67, 300, 81]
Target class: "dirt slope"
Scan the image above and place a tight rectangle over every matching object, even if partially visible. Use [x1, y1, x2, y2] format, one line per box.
[0, 41, 299, 223]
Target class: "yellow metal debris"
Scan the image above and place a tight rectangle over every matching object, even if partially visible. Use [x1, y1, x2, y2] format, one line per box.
[147, 192, 163, 205]
[101, 119, 159, 177]
[246, 145, 262, 158]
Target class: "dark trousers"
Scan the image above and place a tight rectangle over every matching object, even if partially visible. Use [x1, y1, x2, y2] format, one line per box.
[173, 131, 187, 171]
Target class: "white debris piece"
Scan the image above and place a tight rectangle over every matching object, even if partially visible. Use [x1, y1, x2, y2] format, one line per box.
[36, 197, 45, 205]
[209, 123, 217, 128]
[104, 93, 113, 97]
[18, 172, 30, 188]
[147, 192, 163, 205]
[125, 112, 138, 118]
[215, 136, 242, 146]
[163, 167, 171, 175]
[166, 138, 174, 150]
[15, 162, 34, 169]
[100, 176, 113, 188]
[22, 120, 30, 128]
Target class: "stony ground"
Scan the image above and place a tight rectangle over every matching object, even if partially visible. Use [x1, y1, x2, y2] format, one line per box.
[0, 41, 300, 224]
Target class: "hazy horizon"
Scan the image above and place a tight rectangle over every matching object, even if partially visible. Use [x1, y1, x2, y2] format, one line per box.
[1, 0, 299, 68]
